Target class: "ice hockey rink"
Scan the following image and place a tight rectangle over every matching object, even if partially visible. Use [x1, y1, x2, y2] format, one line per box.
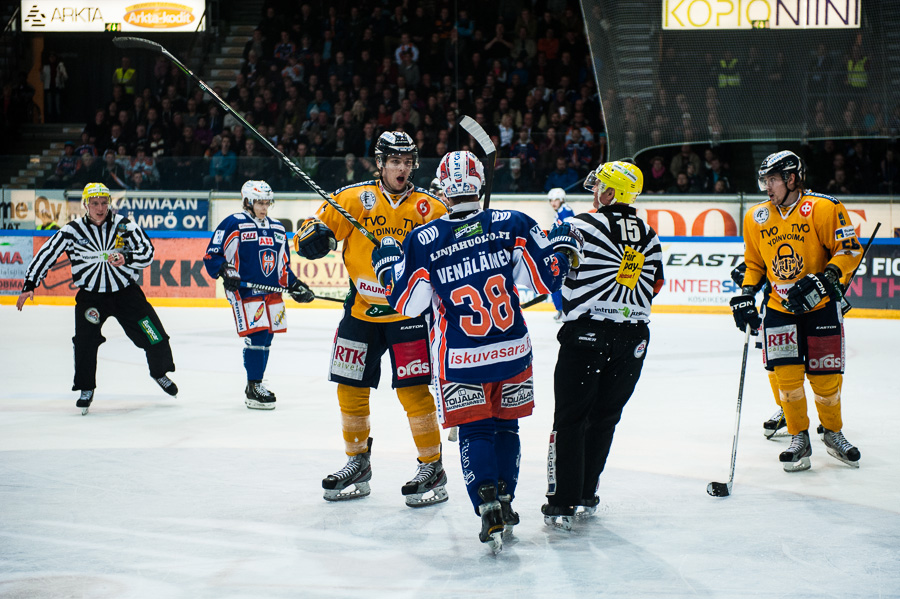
[1, 305, 898, 599]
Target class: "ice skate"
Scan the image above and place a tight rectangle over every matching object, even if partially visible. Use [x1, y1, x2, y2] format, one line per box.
[154, 375, 178, 397]
[779, 429, 812, 472]
[816, 423, 825, 440]
[576, 495, 600, 519]
[401, 457, 449, 508]
[323, 438, 373, 501]
[763, 407, 787, 439]
[822, 428, 860, 468]
[541, 503, 575, 531]
[477, 484, 504, 554]
[244, 380, 276, 410]
[498, 480, 519, 536]
[76, 389, 94, 416]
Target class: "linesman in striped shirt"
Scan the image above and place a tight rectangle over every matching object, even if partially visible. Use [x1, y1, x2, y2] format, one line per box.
[17, 182, 178, 414]
[543, 161, 665, 531]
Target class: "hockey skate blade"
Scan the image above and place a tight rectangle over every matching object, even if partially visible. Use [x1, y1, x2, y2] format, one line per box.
[543, 515, 574, 531]
[826, 447, 860, 468]
[764, 429, 790, 440]
[707, 481, 731, 497]
[405, 486, 449, 508]
[484, 532, 503, 555]
[782, 457, 811, 472]
[81, 407, 90, 416]
[323, 481, 371, 501]
[245, 399, 276, 410]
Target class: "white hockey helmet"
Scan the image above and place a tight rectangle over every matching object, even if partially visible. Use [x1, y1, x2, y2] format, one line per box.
[241, 180, 274, 211]
[436, 151, 485, 199]
[547, 187, 566, 203]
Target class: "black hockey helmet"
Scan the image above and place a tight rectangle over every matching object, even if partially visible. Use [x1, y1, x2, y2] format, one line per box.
[757, 150, 805, 191]
[374, 131, 419, 171]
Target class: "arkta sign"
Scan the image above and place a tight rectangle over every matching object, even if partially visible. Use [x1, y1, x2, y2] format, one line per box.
[21, 0, 206, 32]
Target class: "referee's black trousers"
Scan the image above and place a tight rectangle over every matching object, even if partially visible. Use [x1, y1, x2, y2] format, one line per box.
[547, 319, 649, 507]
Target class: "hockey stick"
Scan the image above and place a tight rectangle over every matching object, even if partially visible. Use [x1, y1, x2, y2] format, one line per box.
[112, 36, 378, 246]
[839, 221, 881, 314]
[239, 281, 345, 303]
[707, 323, 752, 497]
[459, 116, 496, 210]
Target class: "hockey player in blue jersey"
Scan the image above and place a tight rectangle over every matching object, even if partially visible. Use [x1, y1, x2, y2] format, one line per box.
[547, 187, 575, 321]
[204, 180, 314, 409]
[371, 151, 584, 552]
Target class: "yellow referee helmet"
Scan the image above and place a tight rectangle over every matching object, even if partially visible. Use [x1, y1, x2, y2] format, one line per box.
[81, 182, 111, 206]
[583, 161, 643, 204]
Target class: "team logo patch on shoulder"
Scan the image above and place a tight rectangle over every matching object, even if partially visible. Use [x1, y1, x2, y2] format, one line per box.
[359, 190, 377, 210]
[213, 230, 224, 244]
[834, 225, 856, 241]
[417, 198, 431, 216]
[84, 307, 100, 324]
[753, 207, 769, 224]
[799, 199, 814, 217]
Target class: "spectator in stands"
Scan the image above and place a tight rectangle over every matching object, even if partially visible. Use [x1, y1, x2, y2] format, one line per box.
[127, 146, 160, 189]
[204, 136, 236, 190]
[537, 29, 559, 62]
[702, 155, 732, 193]
[826, 168, 856, 195]
[101, 149, 129, 190]
[544, 156, 578, 192]
[74, 131, 97, 158]
[41, 52, 68, 123]
[46, 141, 80, 188]
[113, 56, 136, 99]
[484, 23, 513, 64]
[644, 156, 673, 194]
[670, 144, 702, 179]
[71, 152, 103, 190]
[563, 128, 591, 174]
[879, 149, 899, 194]
[667, 172, 693, 194]
[237, 138, 268, 182]
[172, 126, 205, 189]
[274, 31, 296, 69]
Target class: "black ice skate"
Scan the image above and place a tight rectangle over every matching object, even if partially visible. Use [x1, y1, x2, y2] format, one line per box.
[244, 380, 276, 410]
[322, 438, 373, 501]
[498, 480, 519, 536]
[76, 389, 94, 416]
[822, 428, 860, 468]
[816, 423, 825, 440]
[541, 503, 576, 531]
[401, 457, 449, 508]
[154, 375, 178, 397]
[576, 495, 600, 519]
[477, 483, 504, 554]
[779, 429, 812, 472]
[763, 407, 787, 439]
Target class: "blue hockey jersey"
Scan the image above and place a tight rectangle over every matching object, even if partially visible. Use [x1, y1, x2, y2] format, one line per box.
[203, 211, 296, 295]
[386, 206, 569, 384]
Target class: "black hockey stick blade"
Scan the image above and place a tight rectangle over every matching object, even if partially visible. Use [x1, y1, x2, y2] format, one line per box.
[113, 37, 164, 52]
[707, 481, 731, 497]
[521, 294, 549, 310]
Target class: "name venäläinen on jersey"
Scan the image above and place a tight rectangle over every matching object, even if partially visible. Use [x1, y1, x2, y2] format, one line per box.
[386, 208, 568, 384]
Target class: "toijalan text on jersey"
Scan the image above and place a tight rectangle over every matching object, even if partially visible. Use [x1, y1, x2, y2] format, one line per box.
[435, 249, 511, 284]
[429, 231, 512, 261]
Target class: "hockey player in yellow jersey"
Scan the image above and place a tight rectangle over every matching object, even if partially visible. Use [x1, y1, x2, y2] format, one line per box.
[294, 131, 449, 506]
[730, 150, 863, 472]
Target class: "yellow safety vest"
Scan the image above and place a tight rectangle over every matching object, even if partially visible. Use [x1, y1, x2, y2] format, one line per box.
[115, 67, 136, 95]
[847, 57, 868, 88]
[718, 59, 740, 88]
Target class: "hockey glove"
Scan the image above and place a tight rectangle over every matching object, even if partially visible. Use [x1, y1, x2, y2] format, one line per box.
[783, 266, 843, 313]
[294, 218, 337, 260]
[729, 294, 761, 333]
[288, 278, 315, 304]
[730, 262, 746, 287]
[371, 236, 403, 289]
[218, 263, 241, 293]
[548, 222, 584, 269]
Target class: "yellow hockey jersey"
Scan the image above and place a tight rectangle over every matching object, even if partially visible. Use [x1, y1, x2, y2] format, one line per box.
[742, 190, 862, 314]
[315, 181, 447, 322]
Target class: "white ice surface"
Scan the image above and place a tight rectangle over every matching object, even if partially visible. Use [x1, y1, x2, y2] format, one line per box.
[1, 306, 899, 598]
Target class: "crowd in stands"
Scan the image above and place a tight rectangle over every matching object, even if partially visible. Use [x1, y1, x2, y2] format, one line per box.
[40, 1, 900, 196]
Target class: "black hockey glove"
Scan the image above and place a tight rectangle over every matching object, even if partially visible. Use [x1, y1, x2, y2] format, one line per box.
[371, 236, 403, 288]
[783, 266, 843, 314]
[730, 262, 746, 287]
[218, 263, 241, 292]
[729, 294, 761, 333]
[548, 222, 584, 268]
[288, 279, 315, 304]
[294, 218, 337, 260]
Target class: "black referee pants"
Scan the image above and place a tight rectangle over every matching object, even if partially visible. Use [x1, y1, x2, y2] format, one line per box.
[547, 319, 649, 507]
[72, 284, 175, 391]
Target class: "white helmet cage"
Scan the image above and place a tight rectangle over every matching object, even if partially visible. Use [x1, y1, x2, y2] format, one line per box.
[437, 151, 485, 199]
[242, 180, 274, 211]
[547, 187, 566, 203]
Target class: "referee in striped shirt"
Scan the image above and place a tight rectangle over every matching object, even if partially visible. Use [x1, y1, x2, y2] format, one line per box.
[543, 161, 665, 530]
[17, 182, 178, 413]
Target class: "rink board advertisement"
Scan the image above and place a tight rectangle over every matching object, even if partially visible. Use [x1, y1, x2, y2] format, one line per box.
[113, 196, 210, 232]
[0, 237, 33, 294]
[20, 0, 207, 32]
[655, 239, 745, 307]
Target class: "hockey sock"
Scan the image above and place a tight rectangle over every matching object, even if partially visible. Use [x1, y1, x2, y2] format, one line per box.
[458, 419, 499, 514]
[767, 370, 782, 408]
[396, 385, 441, 462]
[243, 331, 273, 381]
[337, 384, 371, 455]
[775, 364, 809, 435]
[493, 418, 521, 499]
[810, 373, 843, 432]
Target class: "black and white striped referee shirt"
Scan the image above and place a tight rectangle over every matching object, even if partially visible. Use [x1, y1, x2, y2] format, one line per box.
[22, 213, 154, 294]
[562, 204, 664, 323]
